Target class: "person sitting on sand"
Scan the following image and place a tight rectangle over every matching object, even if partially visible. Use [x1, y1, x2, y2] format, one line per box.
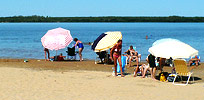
[58, 53, 66, 61]
[134, 56, 148, 77]
[44, 48, 50, 61]
[188, 55, 200, 70]
[188, 55, 200, 66]
[141, 58, 151, 78]
[50, 53, 66, 61]
[73, 38, 84, 61]
[110, 40, 124, 77]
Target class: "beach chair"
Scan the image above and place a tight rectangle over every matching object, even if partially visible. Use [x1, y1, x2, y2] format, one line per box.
[66, 47, 78, 60]
[95, 51, 107, 64]
[173, 59, 194, 86]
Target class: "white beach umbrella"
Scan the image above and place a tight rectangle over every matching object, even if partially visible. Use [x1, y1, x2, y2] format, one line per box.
[148, 38, 198, 59]
[152, 38, 180, 46]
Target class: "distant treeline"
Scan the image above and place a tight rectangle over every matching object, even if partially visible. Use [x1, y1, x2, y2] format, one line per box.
[0, 15, 204, 22]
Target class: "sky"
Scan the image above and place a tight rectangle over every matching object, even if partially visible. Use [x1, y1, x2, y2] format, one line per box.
[0, 0, 204, 17]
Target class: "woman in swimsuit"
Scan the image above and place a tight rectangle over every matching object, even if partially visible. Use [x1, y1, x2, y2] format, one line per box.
[110, 40, 124, 77]
[74, 38, 84, 61]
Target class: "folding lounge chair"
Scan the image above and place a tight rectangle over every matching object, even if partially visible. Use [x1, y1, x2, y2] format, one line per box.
[173, 59, 194, 86]
[66, 47, 77, 60]
[95, 51, 107, 64]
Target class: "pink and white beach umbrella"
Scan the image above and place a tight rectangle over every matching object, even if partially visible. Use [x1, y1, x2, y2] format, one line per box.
[41, 28, 73, 50]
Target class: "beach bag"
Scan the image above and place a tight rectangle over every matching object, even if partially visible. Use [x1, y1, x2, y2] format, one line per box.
[159, 72, 169, 79]
[167, 76, 175, 82]
[160, 73, 166, 82]
[167, 74, 181, 82]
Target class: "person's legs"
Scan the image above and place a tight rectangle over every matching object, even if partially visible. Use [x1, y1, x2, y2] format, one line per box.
[128, 57, 133, 67]
[195, 60, 199, 66]
[126, 55, 130, 65]
[78, 48, 83, 61]
[113, 55, 118, 76]
[118, 56, 124, 77]
[152, 67, 157, 80]
[47, 51, 50, 59]
[135, 57, 139, 68]
[44, 51, 47, 61]
[142, 67, 150, 78]
[133, 66, 139, 77]
[188, 60, 193, 66]
[140, 65, 144, 75]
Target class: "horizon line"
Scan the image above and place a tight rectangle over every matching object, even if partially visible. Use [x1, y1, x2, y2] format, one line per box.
[1, 15, 204, 17]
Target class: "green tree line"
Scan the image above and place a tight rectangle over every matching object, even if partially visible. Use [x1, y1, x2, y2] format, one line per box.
[0, 15, 204, 22]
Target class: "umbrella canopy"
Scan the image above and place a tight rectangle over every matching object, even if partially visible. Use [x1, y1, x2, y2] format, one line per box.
[148, 38, 198, 59]
[41, 28, 73, 50]
[92, 31, 122, 52]
[152, 38, 180, 46]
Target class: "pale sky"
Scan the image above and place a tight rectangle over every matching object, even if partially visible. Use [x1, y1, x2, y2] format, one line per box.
[0, 0, 203, 17]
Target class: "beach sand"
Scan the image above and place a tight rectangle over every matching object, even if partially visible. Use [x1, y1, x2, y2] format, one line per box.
[0, 59, 204, 100]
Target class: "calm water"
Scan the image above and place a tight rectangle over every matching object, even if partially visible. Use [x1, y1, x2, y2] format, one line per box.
[0, 23, 203, 61]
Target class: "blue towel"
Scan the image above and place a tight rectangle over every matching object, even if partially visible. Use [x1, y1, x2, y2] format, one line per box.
[116, 56, 126, 73]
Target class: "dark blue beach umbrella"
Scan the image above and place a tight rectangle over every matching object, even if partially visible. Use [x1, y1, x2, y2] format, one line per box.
[92, 31, 122, 52]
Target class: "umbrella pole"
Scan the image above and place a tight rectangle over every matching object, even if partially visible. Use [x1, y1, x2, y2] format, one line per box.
[56, 50, 57, 56]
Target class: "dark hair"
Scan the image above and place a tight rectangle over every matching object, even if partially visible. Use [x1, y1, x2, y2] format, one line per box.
[74, 38, 78, 42]
[117, 40, 122, 43]
[130, 45, 133, 48]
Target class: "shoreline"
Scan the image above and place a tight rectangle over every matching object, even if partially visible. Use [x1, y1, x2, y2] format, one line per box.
[0, 58, 203, 82]
[0, 58, 203, 63]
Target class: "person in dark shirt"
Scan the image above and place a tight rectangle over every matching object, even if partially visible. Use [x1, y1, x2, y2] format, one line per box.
[148, 54, 156, 80]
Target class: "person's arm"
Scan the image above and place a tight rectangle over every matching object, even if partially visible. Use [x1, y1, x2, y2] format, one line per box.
[146, 57, 149, 63]
[74, 41, 79, 47]
[110, 45, 116, 60]
[124, 50, 129, 53]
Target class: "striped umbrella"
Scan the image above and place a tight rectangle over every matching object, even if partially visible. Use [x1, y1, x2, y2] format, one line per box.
[92, 31, 122, 52]
[41, 28, 73, 51]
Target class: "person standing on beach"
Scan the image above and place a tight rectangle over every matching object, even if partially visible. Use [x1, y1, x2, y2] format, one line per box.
[148, 54, 156, 80]
[44, 48, 50, 61]
[73, 38, 84, 61]
[110, 40, 124, 77]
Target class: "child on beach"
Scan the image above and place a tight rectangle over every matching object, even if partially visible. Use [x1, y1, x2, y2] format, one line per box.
[73, 38, 84, 61]
[110, 40, 124, 77]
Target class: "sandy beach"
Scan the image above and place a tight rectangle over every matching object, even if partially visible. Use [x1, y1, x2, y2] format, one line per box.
[0, 59, 204, 100]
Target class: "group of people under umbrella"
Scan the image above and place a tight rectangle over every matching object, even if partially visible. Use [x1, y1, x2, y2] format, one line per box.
[41, 28, 84, 61]
[41, 28, 200, 82]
